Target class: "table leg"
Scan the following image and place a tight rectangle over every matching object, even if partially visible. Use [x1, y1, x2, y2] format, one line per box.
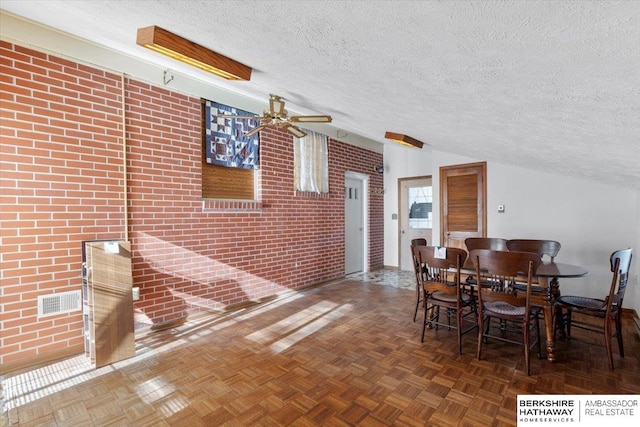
[538, 276, 558, 362]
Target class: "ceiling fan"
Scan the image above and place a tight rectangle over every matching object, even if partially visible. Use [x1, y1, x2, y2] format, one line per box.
[216, 94, 332, 138]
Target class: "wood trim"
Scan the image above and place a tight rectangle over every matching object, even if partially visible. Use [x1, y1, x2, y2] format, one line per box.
[136, 26, 252, 81]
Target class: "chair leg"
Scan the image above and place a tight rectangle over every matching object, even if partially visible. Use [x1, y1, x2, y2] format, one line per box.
[604, 316, 614, 370]
[413, 285, 421, 322]
[457, 309, 463, 355]
[477, 315, 484, 361]
[554, 304, 566, 338]
[535, 314, 542, 359]
[421, 299, 429, 343]
[484, 317, 491, 343]
[565, 308, 573, 338]
[615, 311, 624, 358]
[523, 319, 531, 376]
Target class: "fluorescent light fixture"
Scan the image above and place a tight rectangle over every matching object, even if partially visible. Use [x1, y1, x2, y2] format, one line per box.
[384, 131, 424, 149]
[136, 26, 252, 81]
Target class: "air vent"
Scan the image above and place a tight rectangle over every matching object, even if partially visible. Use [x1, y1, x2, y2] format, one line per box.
[37, 290, 82, 318]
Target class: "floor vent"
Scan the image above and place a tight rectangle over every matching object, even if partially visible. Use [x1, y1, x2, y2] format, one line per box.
[37, 290, 82, 318]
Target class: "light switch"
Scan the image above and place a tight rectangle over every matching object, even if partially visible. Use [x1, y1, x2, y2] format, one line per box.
[498, 205, 505, 213]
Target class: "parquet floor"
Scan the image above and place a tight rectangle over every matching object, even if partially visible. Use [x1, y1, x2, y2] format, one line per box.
[2, 270, 640, 426]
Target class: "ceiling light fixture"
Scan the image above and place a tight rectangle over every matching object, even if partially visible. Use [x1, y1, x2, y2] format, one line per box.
[384, 131, 424, 149]
[136, 26, 252, 81]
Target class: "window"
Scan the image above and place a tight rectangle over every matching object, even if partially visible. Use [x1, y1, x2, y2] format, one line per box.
[293, 130, 329, 193]
[408, 186, 433, 229]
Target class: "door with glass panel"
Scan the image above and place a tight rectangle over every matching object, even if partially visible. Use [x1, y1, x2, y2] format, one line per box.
[399, 176, 433, 271]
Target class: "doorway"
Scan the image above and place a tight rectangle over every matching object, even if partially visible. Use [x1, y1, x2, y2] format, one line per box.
[398, 176, 433, 271]
[345, 172, 368, 274]
[440, 162, 487, 249]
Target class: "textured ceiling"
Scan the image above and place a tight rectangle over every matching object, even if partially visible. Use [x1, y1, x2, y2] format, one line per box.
[2, 0, 639, 188]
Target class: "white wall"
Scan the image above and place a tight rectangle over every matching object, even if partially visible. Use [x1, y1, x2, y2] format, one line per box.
[382, 143, 434, 267]
[384, 146, 640, 314]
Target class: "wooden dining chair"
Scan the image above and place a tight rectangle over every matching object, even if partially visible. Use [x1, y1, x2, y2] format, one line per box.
[411, 238, 428, 247]
[415, 246, 477, 354]
[464, 238, 509, 288]
[411, 238, 428, 322]
[470, 249, 542, 375]
[464, 237, 509, 252]
[555, 248, 633, 369]
[411, 243, 428, 322]
[506, 239, 561, 261]
[507, 239, 561, 293]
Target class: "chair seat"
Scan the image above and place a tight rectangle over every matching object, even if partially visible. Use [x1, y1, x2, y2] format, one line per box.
[557, 295, 605, 311]
[484, 301, 525, 316]
[430, 289, 472, 304]
[484, 301, 541, 317]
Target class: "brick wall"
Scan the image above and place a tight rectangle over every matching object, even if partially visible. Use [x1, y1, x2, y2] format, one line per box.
[0, 41, 384, 370]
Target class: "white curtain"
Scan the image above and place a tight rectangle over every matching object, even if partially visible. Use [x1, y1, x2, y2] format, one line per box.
[294, 130, 329, 193]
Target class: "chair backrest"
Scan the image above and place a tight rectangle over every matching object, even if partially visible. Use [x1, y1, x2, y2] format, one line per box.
[411, 238, 428, 247]
[507, 239, 561, 261]
[415, 246, 468, 301]
[465, 237, 509, 252]
[469, 249, 541, 309]
[607, 248, 633, 313]
[411, 244, 425, 283]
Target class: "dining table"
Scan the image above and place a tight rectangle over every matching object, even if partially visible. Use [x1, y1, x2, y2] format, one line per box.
[531, 261, 589, 361]
[462, 258, 588, 362]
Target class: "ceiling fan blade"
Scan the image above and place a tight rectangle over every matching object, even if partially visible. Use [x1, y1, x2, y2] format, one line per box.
[289, 115, 332, 123]
[283, 124, 307, 138]
[216, 114, 263, 120]
[244, 124, 267, 137]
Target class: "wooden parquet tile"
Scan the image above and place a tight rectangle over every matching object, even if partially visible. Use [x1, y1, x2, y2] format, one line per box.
[2, 275, 640, 426]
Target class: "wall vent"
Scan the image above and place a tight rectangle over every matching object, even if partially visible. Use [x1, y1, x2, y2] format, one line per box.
[37, 290, 82, 318]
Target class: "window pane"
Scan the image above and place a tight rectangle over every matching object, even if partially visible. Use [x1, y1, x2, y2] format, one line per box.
[408, 185, 432, 229]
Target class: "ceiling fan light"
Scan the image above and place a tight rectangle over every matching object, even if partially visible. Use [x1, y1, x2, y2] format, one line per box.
[384, 131, 424, 149]
[136, 26, 252, 81]
[269, 95, 286, 116]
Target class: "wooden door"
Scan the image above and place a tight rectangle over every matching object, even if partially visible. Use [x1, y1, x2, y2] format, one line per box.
[440, 162, 487, 249]
[86, 240, 135, 368]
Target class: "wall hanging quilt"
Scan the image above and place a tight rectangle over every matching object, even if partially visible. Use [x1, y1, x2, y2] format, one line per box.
[204, 99, 259, 169]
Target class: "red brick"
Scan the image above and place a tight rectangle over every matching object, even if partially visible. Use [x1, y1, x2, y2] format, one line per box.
[0, 41, 383, 368]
